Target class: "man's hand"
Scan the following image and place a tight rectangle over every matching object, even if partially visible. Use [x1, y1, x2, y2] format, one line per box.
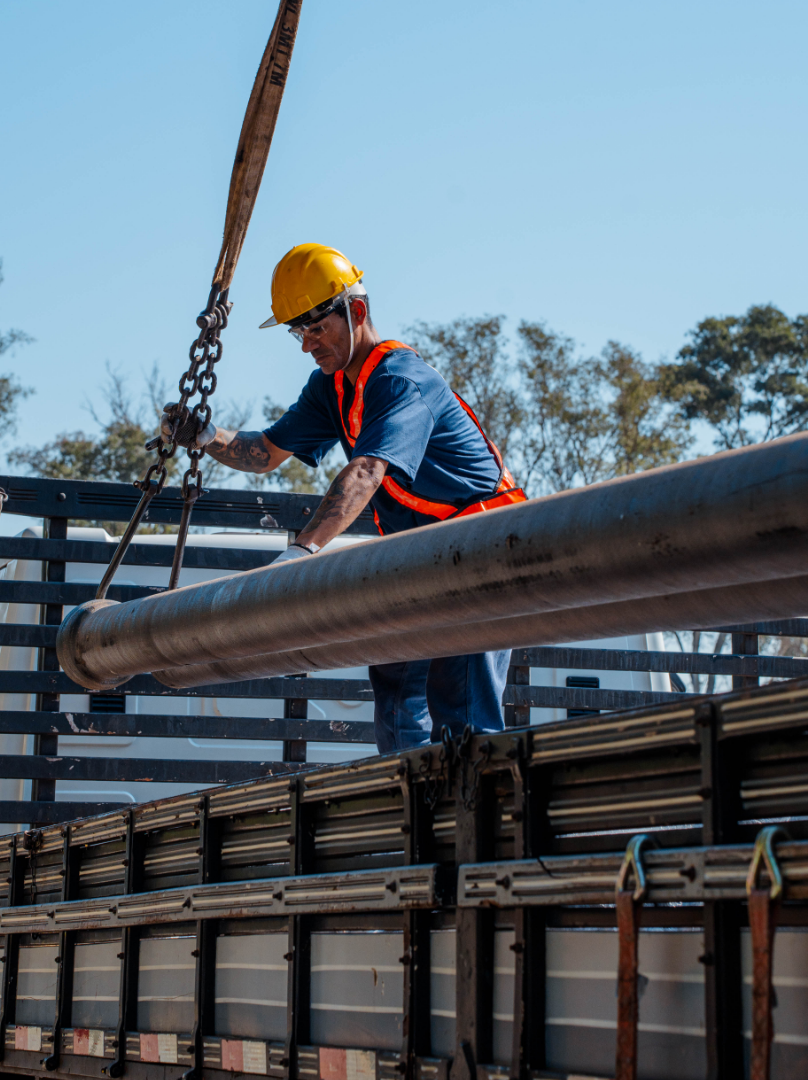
[272, 544, 314, 566]
[160, 402, 217, 449]
[295, 456, 387, 550]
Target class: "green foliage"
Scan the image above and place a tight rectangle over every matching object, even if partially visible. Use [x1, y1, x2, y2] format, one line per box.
[9, 367, 177, 533]
[515, 321, 608, 492]
[659, 304, 808, 449]
[256, 397, 345, 494]
[10, 367, 170, 485]
[596, 341, 693, 476]
[10, 294, 806, 517]
[0, 259, 34, 437]
[10, 364, 254, 532]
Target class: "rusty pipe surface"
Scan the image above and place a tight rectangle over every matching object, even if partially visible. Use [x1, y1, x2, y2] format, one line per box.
[152, 572, 808, 687]
[57, 434, 808, 690]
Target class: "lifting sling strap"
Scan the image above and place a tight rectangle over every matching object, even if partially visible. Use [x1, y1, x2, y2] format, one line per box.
[334, 341, 527, 534]
[97, 0, 303, 600]
[747, 826, 787, 1080]
[614, 834, 652, 1080]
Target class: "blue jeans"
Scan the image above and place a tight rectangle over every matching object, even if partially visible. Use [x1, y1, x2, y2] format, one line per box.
[368, 650, 510, 754]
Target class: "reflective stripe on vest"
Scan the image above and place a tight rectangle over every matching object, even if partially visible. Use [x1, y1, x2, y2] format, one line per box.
[334, 340, 527, 531]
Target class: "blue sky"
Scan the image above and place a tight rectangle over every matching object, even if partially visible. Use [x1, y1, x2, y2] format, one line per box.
[1, 0, 806, 476]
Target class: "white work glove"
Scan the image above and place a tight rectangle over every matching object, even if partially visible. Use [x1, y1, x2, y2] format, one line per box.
[160, 402, 217, 449]
[272, 544, 314, 566]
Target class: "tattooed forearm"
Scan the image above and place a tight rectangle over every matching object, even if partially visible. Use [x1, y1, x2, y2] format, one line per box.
[206, 429, 282, 473]
[297, 456, 387, 550]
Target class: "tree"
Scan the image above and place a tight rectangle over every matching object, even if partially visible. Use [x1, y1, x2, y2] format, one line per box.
[660, 304, 808, 449]
[9, 365, 251, 532]
[12, 364, 251, 487]
[0, 259, 34, 438]
[11, 365, 174, 486]
[404, 316, 524, 458]
[596, 341, 692, 475]
[256, 398, 344, 494]
[515, 321, 609, 492]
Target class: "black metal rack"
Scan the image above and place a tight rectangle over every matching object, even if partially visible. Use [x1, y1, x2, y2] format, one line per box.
[0, 475, 805, 828]
[0, 677, 804, 1078]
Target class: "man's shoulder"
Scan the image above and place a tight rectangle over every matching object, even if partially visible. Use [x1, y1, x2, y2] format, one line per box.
[373, 345, 447, 391]
[301, 366, 334, 399]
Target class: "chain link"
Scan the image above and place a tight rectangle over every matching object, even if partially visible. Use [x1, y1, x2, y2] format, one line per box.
[97, 284, 232, 600]
[139, 283, 231, 500]
[23, 829, 43, 906]
[459, 728, 493, 812]
[420, 726, 455, 811]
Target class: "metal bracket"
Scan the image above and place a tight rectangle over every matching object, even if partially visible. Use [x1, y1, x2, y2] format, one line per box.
[746, 825, 788, 901]
[616, 834, 654, 903]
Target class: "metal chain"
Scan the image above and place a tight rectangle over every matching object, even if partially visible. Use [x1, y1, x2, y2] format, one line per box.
[166, 285, 232, 589]
[459, 728, 493, 812]
[421, 726, 455, 811]
[97, 285, 232, 600]
[153, 283, 232, 501]
[22, 829, 43, 906]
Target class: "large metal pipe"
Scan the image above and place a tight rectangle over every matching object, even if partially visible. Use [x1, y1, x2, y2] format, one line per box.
[58, 435, 808, 690]
[152, 572, 808, 687]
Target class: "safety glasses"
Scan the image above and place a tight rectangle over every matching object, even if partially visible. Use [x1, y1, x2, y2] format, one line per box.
[286, 306, 340, 342]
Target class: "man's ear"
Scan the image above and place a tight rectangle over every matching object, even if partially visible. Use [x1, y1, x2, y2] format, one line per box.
[351, 298, 368, 326]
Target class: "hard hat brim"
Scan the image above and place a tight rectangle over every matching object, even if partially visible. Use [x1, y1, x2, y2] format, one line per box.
[259, 280, 366, 331]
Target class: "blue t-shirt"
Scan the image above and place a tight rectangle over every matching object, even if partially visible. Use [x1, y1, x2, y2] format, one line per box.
[264, 345, 501, 534]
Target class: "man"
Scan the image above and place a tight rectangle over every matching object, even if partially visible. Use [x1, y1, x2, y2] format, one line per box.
[162, 243, 526, 753]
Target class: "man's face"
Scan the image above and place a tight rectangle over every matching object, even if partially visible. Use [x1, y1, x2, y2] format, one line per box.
[297, 310, 352, 376]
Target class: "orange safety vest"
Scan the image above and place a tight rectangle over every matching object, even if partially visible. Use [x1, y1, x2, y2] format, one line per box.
[334, 340, 527, 534]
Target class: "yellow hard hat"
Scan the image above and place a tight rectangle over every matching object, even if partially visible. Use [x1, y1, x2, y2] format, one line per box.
[259, 243, 364, 328]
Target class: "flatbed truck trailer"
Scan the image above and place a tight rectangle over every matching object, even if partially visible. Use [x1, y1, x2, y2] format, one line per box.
[0, 676, 804, 1080]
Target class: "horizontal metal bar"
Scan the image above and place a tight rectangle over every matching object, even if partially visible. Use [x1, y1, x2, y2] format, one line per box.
[56, 434, 808, 690]
[711, 619, 808, 636]
[0, 711, 376, 743]
[0, 623, 58, 648]
[529, 699, 699, 763]
[512, 645, 808, 679]
[1, 838, 806, 931]
[719, 678, 808, 737]
[6, 631, 804, 680]
[0, 800, 128, 823]
[0, 474, 377, 532]
[0, 865, 444, 932]
[458, 839, 808, 908]
[0, 672, 681, 709]
[0, 754, 306, 784]
[150, 576, 808, 689]
[2, 634, 799, 683]
[0, 581, 162, 605]
[0, 671, 374, 700]
[0, 536, 283, 571]
[0, 671, 687, 709]
[504, 684, 687, 710]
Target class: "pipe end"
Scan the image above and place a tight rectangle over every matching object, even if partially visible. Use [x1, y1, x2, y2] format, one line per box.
[56, 599, 130, 691]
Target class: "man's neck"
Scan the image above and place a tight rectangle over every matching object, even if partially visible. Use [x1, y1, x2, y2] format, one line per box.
[344, 327, 382, 385]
